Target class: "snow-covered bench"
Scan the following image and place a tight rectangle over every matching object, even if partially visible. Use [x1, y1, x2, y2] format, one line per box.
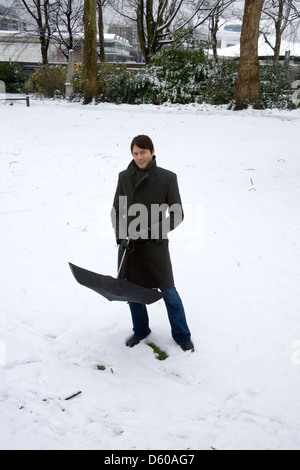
[1, 95, 30, 107]
[0, 82, 30, 107]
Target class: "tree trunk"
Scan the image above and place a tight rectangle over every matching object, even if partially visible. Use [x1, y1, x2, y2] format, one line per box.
[20, 0, 51, 65]
[234, 0, 265, 110]
[66, 0, 74, 52]
[137, 0, 149, 63]
[97, 0, 106, 62]
[83, 0, 98, 104]
[40, 31, 49, 65]
[210, 12, 219, 60]
[274, 0, 284, 63]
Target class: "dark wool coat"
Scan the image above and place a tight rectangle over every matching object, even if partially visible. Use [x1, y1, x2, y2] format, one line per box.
[111, 158, 184, 289]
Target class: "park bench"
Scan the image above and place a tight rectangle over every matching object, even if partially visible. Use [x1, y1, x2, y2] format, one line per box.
[0, 95, 30, 107]
[0, 82, 30, 107]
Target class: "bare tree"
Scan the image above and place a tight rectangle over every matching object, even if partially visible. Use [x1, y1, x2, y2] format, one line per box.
[51, 0, 84, 59]
[261, 0, 300, 62]
[208, 0, 235, 59]
[51, 0, 107, 62]
[109, 0, 236, 63]
[234, 0, 265, 109]
[20, 0, 55, 64]
[83, 0, 98, 103]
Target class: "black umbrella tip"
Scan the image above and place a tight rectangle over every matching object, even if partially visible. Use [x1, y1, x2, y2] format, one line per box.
[69, 262, 78, 278]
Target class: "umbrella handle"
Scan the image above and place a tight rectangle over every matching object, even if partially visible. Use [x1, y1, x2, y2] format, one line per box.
[117, 247, 127, 279]
[117, 238, 131, 279]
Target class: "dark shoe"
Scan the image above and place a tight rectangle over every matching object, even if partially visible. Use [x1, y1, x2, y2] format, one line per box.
[180, 341, 194, 352]
[126, 335, 141, 348]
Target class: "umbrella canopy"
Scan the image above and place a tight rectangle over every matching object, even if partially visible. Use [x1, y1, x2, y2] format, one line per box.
[69, 263, 166, 305]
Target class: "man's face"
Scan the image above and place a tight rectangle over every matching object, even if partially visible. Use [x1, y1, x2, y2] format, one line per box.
[132, 144, 154, 170]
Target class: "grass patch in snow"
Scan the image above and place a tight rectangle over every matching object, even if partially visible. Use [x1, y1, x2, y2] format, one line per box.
[147, 342, 169, 361]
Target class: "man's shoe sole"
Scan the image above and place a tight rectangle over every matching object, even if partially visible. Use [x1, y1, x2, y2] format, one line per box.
[180, 341, 194, 352]
[126, 336, 141, 348]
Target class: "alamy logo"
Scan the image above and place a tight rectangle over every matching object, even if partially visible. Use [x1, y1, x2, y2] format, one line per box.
[112, 196, 183, 240]
[110, 196, 205, 250]
[96, 199, 204, 250]
[0, 341, 6, 366]
[0, 80, 6, 104]
[292, 81, 300, 106]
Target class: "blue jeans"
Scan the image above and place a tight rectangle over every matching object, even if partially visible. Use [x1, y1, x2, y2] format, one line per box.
[129, 287, 191, 345]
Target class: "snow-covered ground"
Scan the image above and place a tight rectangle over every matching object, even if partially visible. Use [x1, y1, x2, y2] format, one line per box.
[0, 98, 300, 450]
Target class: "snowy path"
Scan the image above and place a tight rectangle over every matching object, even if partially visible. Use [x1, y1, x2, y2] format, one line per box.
[0, 99, 300, 450]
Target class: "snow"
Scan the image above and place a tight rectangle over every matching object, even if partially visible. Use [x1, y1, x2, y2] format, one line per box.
[0, 98, 300, 450]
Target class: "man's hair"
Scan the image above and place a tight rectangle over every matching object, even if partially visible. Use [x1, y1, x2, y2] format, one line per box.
[130, 135, 154, 154]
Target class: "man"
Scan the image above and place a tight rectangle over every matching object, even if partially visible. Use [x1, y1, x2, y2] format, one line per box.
[111, 135, 194, 352]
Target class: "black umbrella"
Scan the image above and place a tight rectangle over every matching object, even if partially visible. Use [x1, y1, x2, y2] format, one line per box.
[69, 246, 166, 305]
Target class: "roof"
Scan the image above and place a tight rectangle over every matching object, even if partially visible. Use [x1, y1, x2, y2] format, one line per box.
[104, 33, 130, 45]
[218, 22, 243, 34]
[0, 30, 131, 44]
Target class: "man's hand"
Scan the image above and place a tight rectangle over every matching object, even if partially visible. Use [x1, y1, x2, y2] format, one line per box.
[119, 238, 135, 253]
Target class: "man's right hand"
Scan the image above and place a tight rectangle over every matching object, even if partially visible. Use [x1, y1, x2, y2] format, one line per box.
[119, 238, 134, 253]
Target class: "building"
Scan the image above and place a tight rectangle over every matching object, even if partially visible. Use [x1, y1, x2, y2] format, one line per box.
[0, 3, 133, 65]
[215, 35, 300, 63]
[103, 34, 133, 63]
[0, 31, 41, 64]
[108, 24, 143, 63]
[0, 31, 133, 66]
[217, 22, 242, 49]
[0, 4, 26, 31]
[211, 21, 300, 64]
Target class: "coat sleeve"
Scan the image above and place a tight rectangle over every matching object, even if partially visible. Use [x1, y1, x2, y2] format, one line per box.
[150, 173, 184, 240]
[111, 175, 127, 242]
[166, 173, 184, 232]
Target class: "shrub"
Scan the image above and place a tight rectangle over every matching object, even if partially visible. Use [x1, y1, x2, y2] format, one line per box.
[99, 63, 135, 103]
[130, 47, 237, 106]
[28, 65, 67, 98]
[259, 61, 296, 109]
[145, 30, 210, 104]
[71, 29, 234, 106]
[0, 62, 28, 93]
[199, 59, 238, 105]
[29, 29, 298, 109]
[71, 62, 135, 103]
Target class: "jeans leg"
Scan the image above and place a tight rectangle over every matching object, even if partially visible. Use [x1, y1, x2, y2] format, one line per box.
[129, 302, 151, 340]
[161, 287, 191, 345]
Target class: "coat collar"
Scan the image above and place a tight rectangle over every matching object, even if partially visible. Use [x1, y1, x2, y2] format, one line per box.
[127, 156, 158, 175]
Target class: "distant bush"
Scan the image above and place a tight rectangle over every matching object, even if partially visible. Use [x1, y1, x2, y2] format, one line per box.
[0, 62, 28, 93]
[71, 30, 238, 106]
[71, 62, 136, 103]
[145, 31, 209, 104]
[260, 61, 296, 109]
[200, 59, 238, 105]
[130, 32, 238, 106]
[26, 65, 67, 98]
[26, 31, 298, 110]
